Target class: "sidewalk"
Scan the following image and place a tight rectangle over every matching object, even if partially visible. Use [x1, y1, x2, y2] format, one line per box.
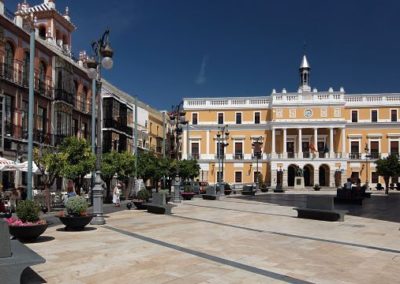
[24, 194, 400, 283]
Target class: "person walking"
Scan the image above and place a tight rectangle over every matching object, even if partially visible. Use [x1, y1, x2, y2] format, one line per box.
[113, 183, 121, 207]
[9, 188, 20, 212]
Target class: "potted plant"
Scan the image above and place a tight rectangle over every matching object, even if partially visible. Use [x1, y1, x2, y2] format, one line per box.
[6, 200, 47, 241]
[58, 196, 93, 230]
[313, 184, 321, 191]
[132, 189, 151, 209]
[181, 184, 196, 200]
[376, 183, 384, 191]
[260, 182, 269, 193]
[224, 183, 232, 195]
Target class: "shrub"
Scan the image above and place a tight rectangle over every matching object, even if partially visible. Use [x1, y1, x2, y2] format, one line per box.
[183, 184, 193, 193]
[65, 196, 88, 216]
[16, 200, 40, 223]
[313, 184, 321, 191]
[224, 183, 231, 191]
[136, 189, 151, 201]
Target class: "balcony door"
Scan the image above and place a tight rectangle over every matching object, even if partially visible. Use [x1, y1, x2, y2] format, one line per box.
[370, 141, 379, 159]
[235, 142, 243, 159]
[287, 142, 294, 158]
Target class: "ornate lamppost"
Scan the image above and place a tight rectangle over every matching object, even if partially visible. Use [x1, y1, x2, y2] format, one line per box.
[86, 30, 114, 225]
[169, 103, 188, 203]
[252, 137, 263, 191]
[216, 125, 229, 194]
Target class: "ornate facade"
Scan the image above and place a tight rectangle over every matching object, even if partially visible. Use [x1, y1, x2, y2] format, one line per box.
[183, 56, 400, 188]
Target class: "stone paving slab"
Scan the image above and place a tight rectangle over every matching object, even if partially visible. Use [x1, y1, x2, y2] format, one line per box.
[25, 194, 400, 283]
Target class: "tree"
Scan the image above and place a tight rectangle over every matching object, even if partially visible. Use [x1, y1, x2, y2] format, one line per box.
[34, 147, 63, 211]
[59, 137, 95, 195]
[137, 151, 158, 185]
[375, 154, 400, 194]
[101, 151, 135, 201]
[178, 159, 200, 181]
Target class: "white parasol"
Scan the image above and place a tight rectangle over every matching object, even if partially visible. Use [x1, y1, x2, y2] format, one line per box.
[15, 161, 42, 174]
[0, 157, 17, 171]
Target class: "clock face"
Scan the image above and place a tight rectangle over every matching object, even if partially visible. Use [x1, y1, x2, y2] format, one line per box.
[304, 109, 313, 118]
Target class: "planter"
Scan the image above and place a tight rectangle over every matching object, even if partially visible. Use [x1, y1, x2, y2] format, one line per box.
[181, 192, 195, 200]
[58, 215, 93, 231]
[8, 223, 48, 241]
[133, 200, 147, 210]
[224, 190, 232, 196]
[260, 188, 269, 193]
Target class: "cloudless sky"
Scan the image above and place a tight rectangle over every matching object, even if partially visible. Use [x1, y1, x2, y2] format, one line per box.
[6, 0, 400, 110]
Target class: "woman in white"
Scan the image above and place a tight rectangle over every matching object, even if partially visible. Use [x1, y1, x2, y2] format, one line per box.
[112, 183, 121, 207]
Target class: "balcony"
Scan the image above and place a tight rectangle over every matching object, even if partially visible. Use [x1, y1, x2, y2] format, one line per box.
[234, 153, 243, 160]
[55, 89, 75, 106]
[215, 154, 225, 159]
[35, 76, 53, 99]
[369, 152, 381, 159]
[191, 153, 200, 160]
[3, 123, 51, 145]
[252, 153, 262, 159]
[287, 152, 295, 159]
[303, 152, 311, 158]
[0, 61, 23, 85]
[349, 152, 361, 159]
[103, 119, 133, 136]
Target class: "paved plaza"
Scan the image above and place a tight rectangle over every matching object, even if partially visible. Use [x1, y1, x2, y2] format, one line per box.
[24, 191, 400, 284]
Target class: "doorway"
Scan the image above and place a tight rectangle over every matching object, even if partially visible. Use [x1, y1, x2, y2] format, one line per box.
[319, 164, 330, 186]
[303, 165, 314, 186]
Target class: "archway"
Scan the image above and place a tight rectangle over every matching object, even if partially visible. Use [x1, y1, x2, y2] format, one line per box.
[319, 164, 330, 186]
[303, 164, 314, 186]
[287, 164, 298, 187]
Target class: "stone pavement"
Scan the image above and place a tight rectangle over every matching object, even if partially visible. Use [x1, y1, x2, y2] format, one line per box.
[24, 191, 400, 283]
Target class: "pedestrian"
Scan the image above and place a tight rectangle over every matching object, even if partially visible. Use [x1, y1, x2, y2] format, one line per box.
[345, 178, 352, 190]
[10, 188, 20, 212]
[113, 183, 121, 207]
[67, 181, 76, 198]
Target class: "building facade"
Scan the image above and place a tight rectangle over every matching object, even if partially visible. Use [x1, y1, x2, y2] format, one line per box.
[183, 56, 400, 188]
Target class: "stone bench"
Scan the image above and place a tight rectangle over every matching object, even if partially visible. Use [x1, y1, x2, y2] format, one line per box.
[146, 193, 175, 214]
[294, 195, 347, 222]
[0, 220, 45, 284]
[202, 186, 219, 200]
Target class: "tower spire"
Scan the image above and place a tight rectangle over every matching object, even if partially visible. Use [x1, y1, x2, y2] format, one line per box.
[299, 55, 311, 92]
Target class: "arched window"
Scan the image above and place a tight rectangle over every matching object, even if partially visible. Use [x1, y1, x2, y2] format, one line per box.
[23, 51, 30, 86]
[5, 42, 14, 79]
[39, 61, 46, 93]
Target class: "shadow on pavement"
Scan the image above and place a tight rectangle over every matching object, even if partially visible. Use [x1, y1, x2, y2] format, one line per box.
[56, 226, 97, 232]
[232, 193, 400, 223]
[21, 267, 47, 284]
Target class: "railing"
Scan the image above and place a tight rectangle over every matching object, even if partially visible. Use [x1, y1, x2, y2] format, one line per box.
[215, 154, 225, 159]
[35, 76, 53, 99]
[287, 152, 295, 159]
[349, 152, 361, 159]
[303, 152, 310, 158]
[54, 89, 75, 106]
[3, 123, 51, 145]
[191, 153, 200, 159]
[103, 119, 133, 136]
[252, 153, 262, 159]
[4, 8, 15, 21]
[369, 152, 381, 159]
[234, 153, 243, 160]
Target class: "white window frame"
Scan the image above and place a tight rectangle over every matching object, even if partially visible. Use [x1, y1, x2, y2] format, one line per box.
[351, 109, 358, 123]
[334, 107, 341, 118]
[217, 112, 224, 124]
[289, 109, 296, 118]
[388, 138, 399, 155]
[235, 112, 243, 124]
[190, 140, 201, 157]
[321, 107, 328, 118]
[370, 109, 378, 123]
[390, 108, 398, 122]
[234, 171, 242, 183]
[191, 112, 199, 125]
[349, 139, 361, 153]
[254, 111, 261, 124]
[369, 139, 381, 155]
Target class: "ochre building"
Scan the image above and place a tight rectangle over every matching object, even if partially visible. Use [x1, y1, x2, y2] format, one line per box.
[182, 56, 400, 188]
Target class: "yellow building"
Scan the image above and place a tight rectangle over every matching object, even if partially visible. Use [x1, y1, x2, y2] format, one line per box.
[182, 56, 400, 188]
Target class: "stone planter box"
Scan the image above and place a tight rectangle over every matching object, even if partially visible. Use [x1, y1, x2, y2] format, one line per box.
[59, 215, 93, 231]
[8, 223, 48, 241]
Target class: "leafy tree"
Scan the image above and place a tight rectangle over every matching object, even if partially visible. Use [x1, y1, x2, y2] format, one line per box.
[375, 154, 400, 194]
[137, 151, 158, 184]
[59, 137, 95, 195]
[178, 159, 200, 181]
[34, 147, 63, 211]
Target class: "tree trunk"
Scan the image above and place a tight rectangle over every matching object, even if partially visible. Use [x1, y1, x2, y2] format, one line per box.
[384, 177, 390, 195]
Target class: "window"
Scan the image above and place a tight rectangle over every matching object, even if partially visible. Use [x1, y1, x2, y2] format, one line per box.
[234, 142, 243, 159]
[82, 87, 88, 112]
[191, 142, 199, 159]
[192, 113, 198, 125]
[39, 26, 46, 39]
[72, 119, 78, 136]
[371, 110, 378, 122]
[369, 141, 379, 159]
[39, 62, 46, 93]
[235, 171, 242, 183]
[4, 95, 14, 136]
[217, 171, 223, 183]
[236, 113, 242, 124]
[371, 172, 379, 183]
[23, 51, 30, 86]
[351, 110, 358, 122]
[37, 106, 47, 134]
[390, 141, 399, 155]
[218, 113, 224, 124]
[254, 112, 260, 124]
[350, 141, 360, 159]
[5, 42, 14, 80]
[21, 101, 28, 137]
[391, 110, 397, 122]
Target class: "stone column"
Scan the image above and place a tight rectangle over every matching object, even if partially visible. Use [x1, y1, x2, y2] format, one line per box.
[314, 128, 318, 155]
[330, 128, 334, 158]
[298, 128, 302, 158]
[283, 128, 287, 158]
[271, 128, 276, 157]
[282, 168, 288, 187]
[271, 168, 277, 187]
[341, 128, 346, 158]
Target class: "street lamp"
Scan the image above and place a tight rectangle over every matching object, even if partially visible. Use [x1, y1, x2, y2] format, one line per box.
[252, 137, 263, 191]
[216, 125, 229, 194]
[364, 143, 370, 189]
[87, 30, 114, 225]
[169, 103, 188, 203]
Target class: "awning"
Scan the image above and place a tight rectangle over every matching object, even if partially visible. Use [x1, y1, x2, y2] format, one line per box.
[15, 161, 41, 174]
[0, 157, 17, 171]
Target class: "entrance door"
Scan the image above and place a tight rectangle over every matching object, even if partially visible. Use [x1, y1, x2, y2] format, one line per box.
[303, 166, 313, 186]
[319, 165, 330, 186]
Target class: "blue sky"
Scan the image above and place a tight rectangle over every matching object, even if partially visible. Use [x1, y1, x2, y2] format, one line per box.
[6, 0, 400, 110]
